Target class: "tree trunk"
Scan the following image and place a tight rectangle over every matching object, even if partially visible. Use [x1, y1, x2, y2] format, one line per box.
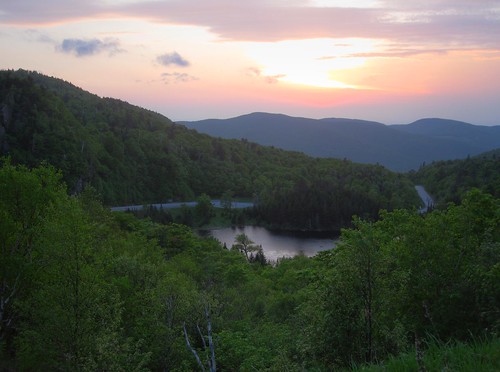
[415, 332, 427, 372]
[183, 322, 205, 371]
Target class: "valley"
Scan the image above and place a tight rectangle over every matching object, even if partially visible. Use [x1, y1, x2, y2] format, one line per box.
[0, 69, 498, 371]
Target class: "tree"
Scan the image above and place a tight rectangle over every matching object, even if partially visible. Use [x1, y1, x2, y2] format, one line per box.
[183, 305, 217, 372]
[233, 233, 259, 261]
[195, 193, 215, 226]
[220, 189, 234, 218]
[249, 248, 267, 266]
[338, 218, 387, 363]
[16, 196, 149, 370]
[298, 223, 387, 368]
[0, 160, 65, 346]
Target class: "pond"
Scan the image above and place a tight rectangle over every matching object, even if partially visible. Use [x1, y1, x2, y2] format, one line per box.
[198, 226, 339, 262]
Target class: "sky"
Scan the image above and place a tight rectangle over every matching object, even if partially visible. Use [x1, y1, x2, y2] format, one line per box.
[1, 0, 500, 125]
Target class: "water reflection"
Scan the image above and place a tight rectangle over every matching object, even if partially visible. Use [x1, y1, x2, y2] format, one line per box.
[199, 226, 338, 262]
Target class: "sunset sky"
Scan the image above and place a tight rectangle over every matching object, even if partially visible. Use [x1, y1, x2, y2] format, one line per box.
[1, 0, 500, 124]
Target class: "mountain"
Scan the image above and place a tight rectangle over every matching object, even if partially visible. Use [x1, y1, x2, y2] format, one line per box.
[182, 113, 500, 171]
[392, 118, 500, 148]
[0, 69, 420, 230]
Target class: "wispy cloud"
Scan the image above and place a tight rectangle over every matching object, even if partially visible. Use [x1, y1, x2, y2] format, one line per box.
[2, 1, 499, 52]
[24, 29, 55, 44]
[320, 48, 448, 59]
[246, 67, 286, 84]
[161, 72, 198, 84]
[0, 0, 102, 24]
[117, 1, 500, 50]
[157, 52, 190, 67]
[246, 67, 261, 78]
[57, 38, 123, 57]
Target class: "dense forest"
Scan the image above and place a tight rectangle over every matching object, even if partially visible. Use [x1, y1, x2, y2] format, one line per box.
[1, 161, 498, 370]
[184, 113, 500, 172]
[0, 70, 420, 230]
[411, 149, 500, 206]
[0, 69, 499, 370]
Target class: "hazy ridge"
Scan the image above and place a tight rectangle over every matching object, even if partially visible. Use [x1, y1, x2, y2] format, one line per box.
[183, 113, 500, 171]
[0, 69, 420, 230]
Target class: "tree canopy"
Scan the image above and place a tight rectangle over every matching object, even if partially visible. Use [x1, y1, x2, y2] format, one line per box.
[412, 149, 500, 206]
[0, 160, 498, 370]
[1, 69, 420, 230]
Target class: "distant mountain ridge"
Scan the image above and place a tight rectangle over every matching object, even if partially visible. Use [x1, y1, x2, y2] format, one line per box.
[182, 113, 500, 171]
[0, 70, 421, 230]
[392, 118, 500, 148]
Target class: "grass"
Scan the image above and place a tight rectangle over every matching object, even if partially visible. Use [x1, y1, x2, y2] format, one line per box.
[352, 337, 500, 372]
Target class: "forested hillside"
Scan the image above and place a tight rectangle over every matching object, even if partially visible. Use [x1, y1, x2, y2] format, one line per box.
[0, 69, 419, 230]
[1, 161, 498, 370]
[0, 69, 498, 371]
[183, 113, 500, 171]
[412, 149, 500, 206]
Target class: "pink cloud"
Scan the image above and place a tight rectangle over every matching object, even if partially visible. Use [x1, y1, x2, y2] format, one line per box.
[2, 1, 499, 52]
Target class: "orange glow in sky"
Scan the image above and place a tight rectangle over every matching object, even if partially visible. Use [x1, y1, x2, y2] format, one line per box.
[1, 1, 499, 124]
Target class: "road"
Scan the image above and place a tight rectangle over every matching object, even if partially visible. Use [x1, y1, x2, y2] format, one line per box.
[112, 188, 434, 214]
[415, 185, 434, 213]
[110, 200, 254, 212]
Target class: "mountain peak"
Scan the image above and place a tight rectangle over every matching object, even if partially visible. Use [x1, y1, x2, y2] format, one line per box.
[409, 118, 475, 128]
[184, 112, 500, 171]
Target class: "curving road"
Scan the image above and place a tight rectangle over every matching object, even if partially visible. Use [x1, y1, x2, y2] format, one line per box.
[110, 200, 254, 212]
[415, 185, 434, 213]
[112, 188, 434, 214]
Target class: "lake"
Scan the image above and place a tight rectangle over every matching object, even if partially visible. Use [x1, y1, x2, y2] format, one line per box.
[198, 226, 338, 262]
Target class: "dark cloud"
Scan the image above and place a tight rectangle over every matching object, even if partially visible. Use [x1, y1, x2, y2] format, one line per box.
[161, 72, 198, 84]
[157, 52, 190, 67]
[58, 38, 122, 57]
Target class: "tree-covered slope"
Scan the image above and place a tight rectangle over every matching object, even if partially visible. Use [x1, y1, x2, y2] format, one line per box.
[183, 113, 500, 171]
[1, 161, 498, 370]
[392, 118, 500, 149]
[0, 69, 420, 229]
[411, 149, 500, 206]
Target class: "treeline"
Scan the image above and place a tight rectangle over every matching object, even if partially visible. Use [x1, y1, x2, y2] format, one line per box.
[412, 149, 500, 206]
[0, 69, 419, 230]
[252, 161, 418, 230]
[1, 161, 498, 370]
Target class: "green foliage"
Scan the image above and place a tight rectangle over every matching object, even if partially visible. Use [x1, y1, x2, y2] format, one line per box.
[0, 161, 498, 371]
[0, 159, 66, 348]
[0, 162, 191, 370]
[1, 69, 420, 230]
[195, 193, 215, 226]
[412, 149, 500, 206]
[353, 337, 500, 372]
[17, 197, 149, 370]
[253, 161, 420, 230]
[233, 233, 259, 261]
[185, 113, 500, 172]
[298, 189, 499, 369]
[1, 70, 498, 370]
